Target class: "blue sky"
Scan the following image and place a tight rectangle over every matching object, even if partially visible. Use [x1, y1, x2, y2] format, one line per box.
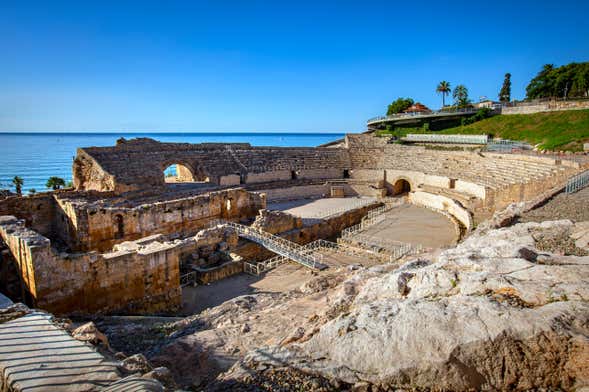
[1, 0, 588, 132]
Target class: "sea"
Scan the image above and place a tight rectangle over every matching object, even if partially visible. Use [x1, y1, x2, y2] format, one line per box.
[0, 132, 346, 193]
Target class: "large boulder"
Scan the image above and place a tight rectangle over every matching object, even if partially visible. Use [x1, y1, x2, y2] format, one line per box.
[72, 321, 111, 350]
[222, 220, 589, 391]
[251, 209, 303, 234]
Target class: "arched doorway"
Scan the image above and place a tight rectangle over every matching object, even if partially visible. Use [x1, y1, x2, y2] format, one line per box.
[114, 214, 125, 239]
[163, 163, 210, 183]
[392, 179, 411, 195]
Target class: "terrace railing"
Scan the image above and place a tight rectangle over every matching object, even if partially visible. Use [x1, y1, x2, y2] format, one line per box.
[367, 107, 483, 124]
[305, 198, 376, 219]
[565, 169, 589, 194]
[209, 220, 326, 271]
[403, 134, 489, 145]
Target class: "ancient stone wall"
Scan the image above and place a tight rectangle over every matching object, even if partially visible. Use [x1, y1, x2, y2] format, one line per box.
[501, 99, 589, 115]
[346, 134, 579, 215]
[0, 216, 183, 315]
[0, 194, 56, 238]
[74, 138, 351, 193]
[55, 188, 265, 252]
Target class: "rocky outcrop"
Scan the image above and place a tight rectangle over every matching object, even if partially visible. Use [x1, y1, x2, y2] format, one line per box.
[219, 220, 589, 391]
[251, 209, 303, 234]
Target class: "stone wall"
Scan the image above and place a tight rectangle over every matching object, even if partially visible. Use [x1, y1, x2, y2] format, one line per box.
[56, 188, 265, 252]
[0, 216, 181, 315]
[501, 100, 589, 115]
[346, 134, 579, 215]
[408, 191, 473, 231]
[74, 138, 351, 193]
[0, 194, 56, 238]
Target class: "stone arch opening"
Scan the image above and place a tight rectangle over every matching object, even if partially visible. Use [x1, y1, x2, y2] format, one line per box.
[391, 178, 412, 196]
[163, 163, 210, 183]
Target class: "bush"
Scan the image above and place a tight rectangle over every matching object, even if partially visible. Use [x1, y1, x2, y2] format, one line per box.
[462, 108, 493, 126]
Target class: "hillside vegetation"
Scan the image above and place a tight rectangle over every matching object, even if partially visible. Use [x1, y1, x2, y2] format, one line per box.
[377, 109, 589, 151]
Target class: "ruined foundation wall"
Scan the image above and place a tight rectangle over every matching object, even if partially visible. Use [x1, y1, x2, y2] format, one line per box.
[0, 194, 56, 238]
[0, 216, 181, 315]
[58, 188, 265, 252]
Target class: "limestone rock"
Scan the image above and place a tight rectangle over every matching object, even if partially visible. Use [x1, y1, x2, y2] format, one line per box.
[222, 220, 589, 391]
[252, 209, 302, 234]
[142, 366, 177, 390]
[72, 321, 111, 350]
[120, 353, 153, 374]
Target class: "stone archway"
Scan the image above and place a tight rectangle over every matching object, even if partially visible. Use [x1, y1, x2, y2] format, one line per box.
[162, 162, 211, 183]
[391, 178, 412, 196]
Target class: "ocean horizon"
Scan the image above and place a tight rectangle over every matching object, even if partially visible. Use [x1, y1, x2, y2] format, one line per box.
[0, 131, 347, 193]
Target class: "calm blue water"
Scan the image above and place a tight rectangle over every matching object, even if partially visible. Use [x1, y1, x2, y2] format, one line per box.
[0, 132, 345, 193]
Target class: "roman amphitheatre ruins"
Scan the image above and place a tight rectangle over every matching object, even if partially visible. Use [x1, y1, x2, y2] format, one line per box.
[1, 132, 589, 391]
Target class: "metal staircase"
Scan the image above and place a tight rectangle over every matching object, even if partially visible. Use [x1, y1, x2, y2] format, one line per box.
[212, 220, 327, 271]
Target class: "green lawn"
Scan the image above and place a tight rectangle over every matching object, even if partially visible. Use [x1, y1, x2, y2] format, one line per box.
[375, 109, 589, 151]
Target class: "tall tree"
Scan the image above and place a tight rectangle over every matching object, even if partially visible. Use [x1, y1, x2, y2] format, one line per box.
[452, 84, 470, 107]
[387, 97, 414, 115]
[526, 62, 589, 99]
[46, 176, 66, 190]
[436, 81, 451, 107]
[12, 176, 23, 196]
[499, 73, 511, 102]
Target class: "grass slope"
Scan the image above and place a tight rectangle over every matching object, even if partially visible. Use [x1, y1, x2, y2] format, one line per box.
[377, 109, 589, 151]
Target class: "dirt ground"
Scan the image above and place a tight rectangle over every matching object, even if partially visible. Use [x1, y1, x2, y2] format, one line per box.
[182, 247, 386, 315]
[519, 187, 589, 223]
[360, 204, 458, 248]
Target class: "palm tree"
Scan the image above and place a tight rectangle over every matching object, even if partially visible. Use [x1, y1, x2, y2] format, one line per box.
[453, 84, 469, 107]
[12, 176, 23, 196]
[46, 176, 66, 190]
[436, 81, 451, 108]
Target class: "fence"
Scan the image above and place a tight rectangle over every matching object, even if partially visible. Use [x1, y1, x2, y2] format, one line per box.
[565, 170, 589, 194]
[367, 107, 482, 124]
[207, 219, 325, 271]
[180, 271, 197, 287]
[305, 198, 377, 219]
[403, 134, 489, 145]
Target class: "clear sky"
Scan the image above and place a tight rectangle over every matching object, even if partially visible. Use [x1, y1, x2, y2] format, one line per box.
[1, 0, 588, 132]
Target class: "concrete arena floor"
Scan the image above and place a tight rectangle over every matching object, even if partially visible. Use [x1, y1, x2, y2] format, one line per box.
[360, 204, 457, 248]
[267, 197, 377, 218]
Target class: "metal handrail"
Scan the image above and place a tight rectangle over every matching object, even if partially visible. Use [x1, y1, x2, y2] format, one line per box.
[367, 107, 483, 124]
[209, 220, 325, 271]
[565, 169, 589, 194]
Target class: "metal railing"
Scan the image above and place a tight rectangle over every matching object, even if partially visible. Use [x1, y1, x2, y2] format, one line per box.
[403, 134, 489, 145]
[180, 271, 197, 287]
[338, 235, 422, 261]
[208, 219, 326, 271]
[304, 198, 376, 219]
[565, 170, 589, 194]
[367, 107, 483, 124]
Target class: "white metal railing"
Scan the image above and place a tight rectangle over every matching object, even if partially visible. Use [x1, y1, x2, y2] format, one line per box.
[367, 107, 483, 124]
[180, 271, 197, 287]
[208, 219, 326, 271]
[338, 235, 422, 262]
[403, 134, 489, 145]
[305, 198, 376, 219]
[565, 170, 589, 194]
[341, 203, 391, 238]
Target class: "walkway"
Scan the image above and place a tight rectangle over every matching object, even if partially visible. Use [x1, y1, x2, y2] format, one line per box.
[367, 108, 494, 127]
[217, 221, 328, 271]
